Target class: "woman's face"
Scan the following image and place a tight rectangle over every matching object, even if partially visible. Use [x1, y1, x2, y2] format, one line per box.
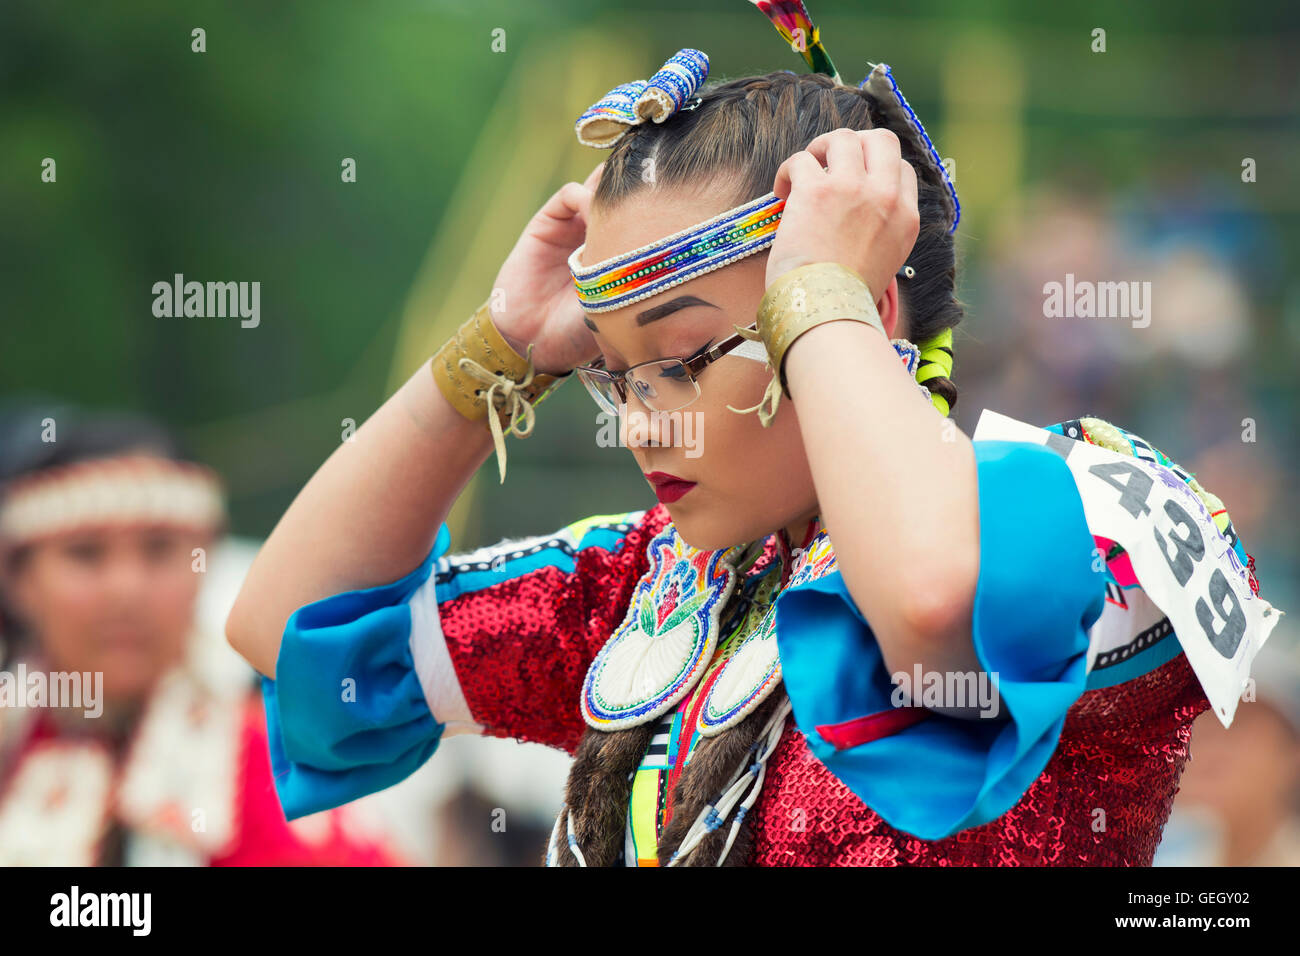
[7, 523, 208, 704]
[580, 184, 902, 551]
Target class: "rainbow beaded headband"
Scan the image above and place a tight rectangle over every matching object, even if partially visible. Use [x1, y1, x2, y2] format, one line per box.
[568, 192, 785, 314]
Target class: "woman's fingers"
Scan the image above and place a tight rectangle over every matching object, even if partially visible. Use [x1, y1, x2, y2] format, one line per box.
[898, 156, 919, 227]
[824, 129, 867, 179]
[568, 162, 605, 225]
[528, 180, 596, 250]
[860, 128, 902, 194]
[776, 128, 910, 200]
[541, 181, 590, 223]
[773, 149, 828, 199]
[786, 128, 871, 179]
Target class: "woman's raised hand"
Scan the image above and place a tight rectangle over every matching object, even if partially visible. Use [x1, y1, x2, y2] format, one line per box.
[766, 128, 920, 305]
[487, 161, 606, 376]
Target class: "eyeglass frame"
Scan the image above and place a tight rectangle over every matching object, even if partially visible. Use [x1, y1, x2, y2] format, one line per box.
[573, 323, 759, 415]
[571, 262, 918, 414]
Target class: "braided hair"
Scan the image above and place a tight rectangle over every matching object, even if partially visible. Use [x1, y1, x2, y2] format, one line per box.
[591, 69, 962, 416]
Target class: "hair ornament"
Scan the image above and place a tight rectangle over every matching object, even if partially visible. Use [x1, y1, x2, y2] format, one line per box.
[858, 62, 962, 234]
[747, 0, 841, 83]
[748, 2, 962, 234]
[574, 49, 710, 149]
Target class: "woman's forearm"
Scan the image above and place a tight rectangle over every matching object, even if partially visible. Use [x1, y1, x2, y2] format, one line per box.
[225, 358, 494, 678]
[783, 319, 982, 682]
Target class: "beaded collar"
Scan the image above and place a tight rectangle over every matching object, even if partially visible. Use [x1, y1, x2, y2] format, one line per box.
[581, 509, 841, 738]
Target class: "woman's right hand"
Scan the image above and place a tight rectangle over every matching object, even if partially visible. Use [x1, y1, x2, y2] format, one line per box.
[488, 162, 605, 376]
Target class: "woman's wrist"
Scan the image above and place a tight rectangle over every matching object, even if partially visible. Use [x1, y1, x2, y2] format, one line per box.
[431, 298, 569, 421]
[726, 262, 886, 429]
[757, 261, 886, 395]
[429, 296, 571, 483]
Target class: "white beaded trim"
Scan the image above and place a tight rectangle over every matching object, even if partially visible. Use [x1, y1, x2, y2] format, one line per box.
[0, 456, 224, 544]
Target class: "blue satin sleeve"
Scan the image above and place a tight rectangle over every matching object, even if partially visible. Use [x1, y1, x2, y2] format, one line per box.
[774, 440, 1107, 840]
[261, 524, 452, 820]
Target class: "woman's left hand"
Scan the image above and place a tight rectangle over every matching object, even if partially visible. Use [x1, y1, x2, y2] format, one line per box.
[766, 128, 920, 303]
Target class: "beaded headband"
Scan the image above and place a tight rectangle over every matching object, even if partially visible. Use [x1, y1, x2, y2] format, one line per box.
[0, 455, 225, 546]
[568, 192, 785, 314]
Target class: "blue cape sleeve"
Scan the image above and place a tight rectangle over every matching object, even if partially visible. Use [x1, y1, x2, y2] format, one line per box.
[261, 524, 453, 820]
[775, 440, 1107, 840]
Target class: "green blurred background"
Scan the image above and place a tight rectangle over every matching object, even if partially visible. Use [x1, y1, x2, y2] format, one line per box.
[2, 0, 1297, 601]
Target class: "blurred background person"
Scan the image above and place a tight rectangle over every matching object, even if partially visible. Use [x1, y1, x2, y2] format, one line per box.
[1154, 633, 1300, 866]
[0, 403, 408, 865]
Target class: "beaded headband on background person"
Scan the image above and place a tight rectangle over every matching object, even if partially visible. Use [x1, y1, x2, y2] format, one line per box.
[0, 456, 225, 549]
[569, 0, 960, 418]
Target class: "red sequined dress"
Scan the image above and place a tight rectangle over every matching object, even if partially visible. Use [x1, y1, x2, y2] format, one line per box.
[260, 414, 1279, 866]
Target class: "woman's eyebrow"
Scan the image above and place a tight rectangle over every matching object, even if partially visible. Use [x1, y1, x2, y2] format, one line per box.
[582, 295, 719, 332]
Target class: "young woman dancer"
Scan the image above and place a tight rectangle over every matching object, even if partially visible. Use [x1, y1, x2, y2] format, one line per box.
[227, 1, 1280, 865]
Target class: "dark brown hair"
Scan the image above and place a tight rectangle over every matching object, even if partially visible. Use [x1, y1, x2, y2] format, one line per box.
[591, 69, 961, 414]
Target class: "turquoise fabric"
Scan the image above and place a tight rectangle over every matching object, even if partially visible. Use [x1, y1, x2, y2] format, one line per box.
[775, 440, 1108, 840]
[262, 524, 451, 819]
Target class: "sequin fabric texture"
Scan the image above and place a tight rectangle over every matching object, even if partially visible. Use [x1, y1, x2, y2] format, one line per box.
[437, 503, 1212, 865]
[747, 653, 1208, 866]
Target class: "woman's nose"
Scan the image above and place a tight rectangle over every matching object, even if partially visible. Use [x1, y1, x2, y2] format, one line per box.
[618, 392, 675, 450]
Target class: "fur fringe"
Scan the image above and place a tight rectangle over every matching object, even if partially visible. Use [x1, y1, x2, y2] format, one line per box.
[547, 683, 791, 867]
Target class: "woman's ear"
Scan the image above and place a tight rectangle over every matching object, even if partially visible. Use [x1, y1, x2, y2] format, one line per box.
[877, 276, 904, 339]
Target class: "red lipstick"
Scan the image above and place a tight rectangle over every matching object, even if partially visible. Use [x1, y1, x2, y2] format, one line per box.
[644, 471, 697, 503]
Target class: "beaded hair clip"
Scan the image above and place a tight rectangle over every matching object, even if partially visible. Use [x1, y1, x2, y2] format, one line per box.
[574, 49, 710, 149]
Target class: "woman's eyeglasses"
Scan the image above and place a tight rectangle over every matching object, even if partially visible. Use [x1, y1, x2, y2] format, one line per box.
[573, 324, 768, 415]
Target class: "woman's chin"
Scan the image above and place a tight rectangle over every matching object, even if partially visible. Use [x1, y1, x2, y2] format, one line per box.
[666, 508, 746, 553]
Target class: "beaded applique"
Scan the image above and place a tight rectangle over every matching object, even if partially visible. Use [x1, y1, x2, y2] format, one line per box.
[583, 517, 844, 738]
[890, 338, 936, 407]
[581, 526, 748, 731]
[697, 526, 839, 734]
